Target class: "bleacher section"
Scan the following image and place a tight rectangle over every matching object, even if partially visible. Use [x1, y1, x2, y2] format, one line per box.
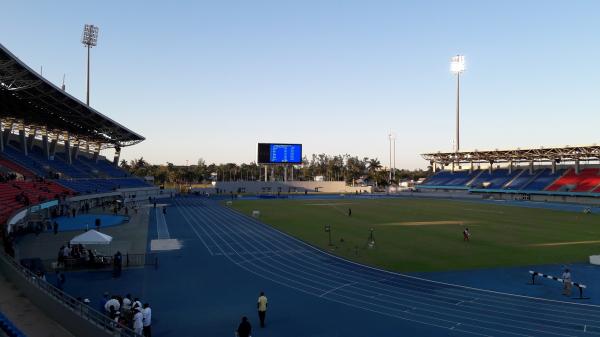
[420, 167, 577, 193]
[421, 170, 479, 187]
[546, 168, 600, 192]
[520, 169, 565, 191]
[0, 180, 72, 225]
[468, 169, 521, 189]
[57, 178, 151, 194]
[0, 144, 131, 179]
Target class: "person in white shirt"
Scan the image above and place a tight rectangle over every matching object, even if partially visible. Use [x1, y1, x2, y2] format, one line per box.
[122, 294, 132, 314]
[133, 308, 144, 335]
[104, 296, 120, 313]
[142, 303, 152, 337]
[562, 268, 572, 296]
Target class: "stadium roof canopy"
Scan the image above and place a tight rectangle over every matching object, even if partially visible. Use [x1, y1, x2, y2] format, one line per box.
[0, 43, 144, 147]
[421, 145, 600, 165]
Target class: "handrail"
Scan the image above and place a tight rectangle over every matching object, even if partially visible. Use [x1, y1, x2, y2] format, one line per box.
[0, 251, 140, 336]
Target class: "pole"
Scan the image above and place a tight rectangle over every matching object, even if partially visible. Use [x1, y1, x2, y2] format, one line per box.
[86, 45, 91, 106]
[392, 137, 396, 180]
[388, 135, 392, 182]
[455, 72, 460, 153]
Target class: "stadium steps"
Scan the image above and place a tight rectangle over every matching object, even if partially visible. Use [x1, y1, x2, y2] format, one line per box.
[520, 169, 551, 190]
[501, 169, 526, 189]
[465, 170, 484, 187]
[544, 168, 578, 191]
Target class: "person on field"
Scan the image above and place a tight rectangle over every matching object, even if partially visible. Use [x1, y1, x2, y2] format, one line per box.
[463, 228, 471, 241]
[562, 268, 572, 296]
[236, 316, 252, 337]
[348, 208, 352, 217]
[257, 291, 268, 328]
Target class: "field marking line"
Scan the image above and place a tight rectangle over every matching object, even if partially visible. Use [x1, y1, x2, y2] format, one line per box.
[378, 220, 471, 226]
[224, 201, 600, 309]
[530, 240, 600, 247]
[174, 199, 214, 256]
[304, 202, 356, 206]
[222, 205, 600, 322]
[201, 204, 530, 337]
[214, 203, 600, 333]
[319, 282, 358, 297]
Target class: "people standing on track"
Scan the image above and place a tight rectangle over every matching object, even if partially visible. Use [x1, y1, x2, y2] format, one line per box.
[562, 268, 572, 296]
[236, 316, 252, 337]
[463, 227, 471, 242]
[257, 291, 268, 328]
[142, 303, 152, 337]
[133, 307, 144, 335]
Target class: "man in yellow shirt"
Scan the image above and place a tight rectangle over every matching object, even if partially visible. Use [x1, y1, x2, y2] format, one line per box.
[257, 291, 268, 328]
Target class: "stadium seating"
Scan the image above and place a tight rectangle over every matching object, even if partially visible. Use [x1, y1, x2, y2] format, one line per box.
[57, 178, 151, 194]
[468, 169, 521, 189]
[421, 170, 479, 187]
[0, 158, 34, 178]
[513, 169, 565, 191]
[546, 168, 600, 192]
[421, 167, 573, 192]
[0, 180, 72, 225]
[77, 156, 129, 178]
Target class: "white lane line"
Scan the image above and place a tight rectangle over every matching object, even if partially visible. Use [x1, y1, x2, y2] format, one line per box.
[211, 203, 597, 336]
[215, 205, 600, 322]
[201, 204, 558, 337]
[225, 203, 600, 309]
[320, 282, 358, 298]
[209, 201, 550, 336]
[174, 200, 213, 256]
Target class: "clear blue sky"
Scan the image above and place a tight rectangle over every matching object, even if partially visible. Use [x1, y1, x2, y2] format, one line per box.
[2, 1, 599, 169]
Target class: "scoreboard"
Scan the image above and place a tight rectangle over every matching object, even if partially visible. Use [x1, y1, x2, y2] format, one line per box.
[258, 143, 302, 164]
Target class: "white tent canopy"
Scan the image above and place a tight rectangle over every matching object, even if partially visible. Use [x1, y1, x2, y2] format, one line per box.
[70, 230, 113, 245]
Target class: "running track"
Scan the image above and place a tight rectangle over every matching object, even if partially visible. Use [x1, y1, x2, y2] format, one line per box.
[172, 197, 600, 337]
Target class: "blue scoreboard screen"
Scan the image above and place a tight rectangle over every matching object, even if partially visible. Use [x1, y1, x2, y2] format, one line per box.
[257, 143, 302, 164]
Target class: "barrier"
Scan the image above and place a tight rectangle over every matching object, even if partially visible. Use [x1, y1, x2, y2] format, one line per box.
[0, 251, 140, 336]
[529, 270, 588, 299]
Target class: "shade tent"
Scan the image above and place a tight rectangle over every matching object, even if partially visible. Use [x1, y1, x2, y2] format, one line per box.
[70, 230, 113, 245]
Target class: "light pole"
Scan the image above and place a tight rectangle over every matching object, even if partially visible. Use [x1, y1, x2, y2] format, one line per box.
[81, 24, 99, 106]
[390, 132, 396, 181]
[450, 55, 465, 153]
[388, 133, 392, 182]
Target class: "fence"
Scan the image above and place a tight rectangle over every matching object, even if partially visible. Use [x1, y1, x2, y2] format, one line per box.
[0, 251, 141, 336]
[40, 253, 158, 272]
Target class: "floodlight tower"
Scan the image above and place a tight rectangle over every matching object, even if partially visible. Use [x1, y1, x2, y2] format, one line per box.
[388, 133, 396, 181]
[81, 24, 99, 106]
[450, 55, 465, 153]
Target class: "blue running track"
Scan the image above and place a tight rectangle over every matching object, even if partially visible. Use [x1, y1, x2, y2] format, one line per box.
[61, 196, 600, 336]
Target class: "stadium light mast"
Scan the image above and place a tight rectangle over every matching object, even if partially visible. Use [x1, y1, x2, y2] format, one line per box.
[81, 24, 99, 106]
[388, 133, 396, 181]
[450, 55, 465, 153]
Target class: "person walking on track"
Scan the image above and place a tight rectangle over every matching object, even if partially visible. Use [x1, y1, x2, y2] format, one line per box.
[257, 291, 268, 328]
[562, 268, 572, 296]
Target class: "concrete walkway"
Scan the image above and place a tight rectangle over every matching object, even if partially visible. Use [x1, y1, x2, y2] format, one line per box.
[0, 273, 73, 337]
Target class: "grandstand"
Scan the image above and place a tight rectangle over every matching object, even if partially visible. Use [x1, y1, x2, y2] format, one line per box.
[420, 145, 600, 198]
[0, 42, 153, 227]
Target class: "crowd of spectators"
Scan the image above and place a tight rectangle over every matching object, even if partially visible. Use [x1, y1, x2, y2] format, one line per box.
[101, 293, 152, 336]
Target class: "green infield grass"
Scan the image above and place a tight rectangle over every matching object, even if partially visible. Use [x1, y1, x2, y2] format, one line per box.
[230, 198, 600, 272]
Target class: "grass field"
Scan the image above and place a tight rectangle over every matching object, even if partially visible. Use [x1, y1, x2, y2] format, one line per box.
[230, 198, 600, 272]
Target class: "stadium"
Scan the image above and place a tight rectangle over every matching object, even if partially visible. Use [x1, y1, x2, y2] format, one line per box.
[2, 6, 600, 337]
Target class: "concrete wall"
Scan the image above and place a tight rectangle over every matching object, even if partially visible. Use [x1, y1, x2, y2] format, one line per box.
[211, 181, 372, 194]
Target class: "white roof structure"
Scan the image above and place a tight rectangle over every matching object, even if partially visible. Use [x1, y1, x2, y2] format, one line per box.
[70, 229, 113, 245]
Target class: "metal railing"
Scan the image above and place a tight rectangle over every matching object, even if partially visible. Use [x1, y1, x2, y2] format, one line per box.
[41, 253, 158, 272]
[0, 251, 141, 336]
